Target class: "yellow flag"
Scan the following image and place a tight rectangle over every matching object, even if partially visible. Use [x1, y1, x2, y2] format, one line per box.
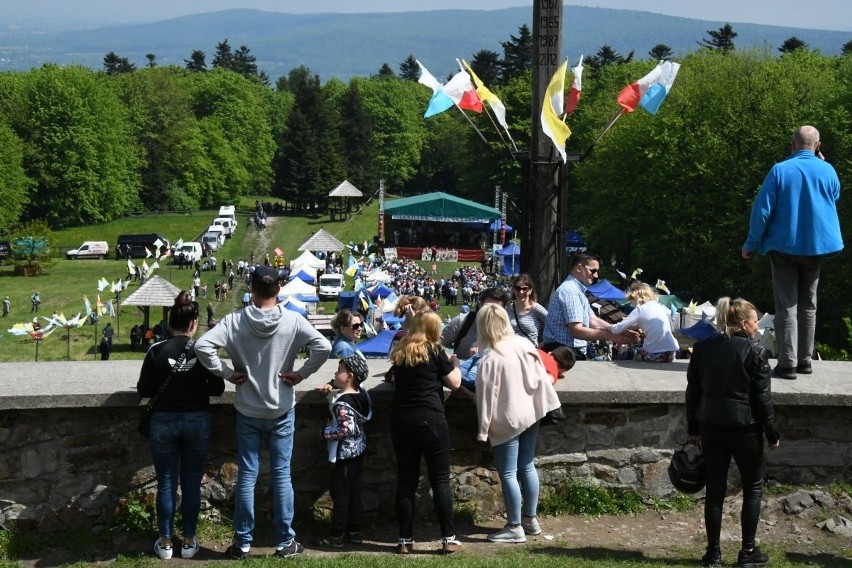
[540, 58, 572, 163]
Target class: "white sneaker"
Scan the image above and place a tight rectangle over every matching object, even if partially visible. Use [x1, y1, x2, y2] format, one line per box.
[522, 515, 541, 535]
[181, 536, 199, 559]
[154, 537, 173, 560]
[487, 524, 526, 543]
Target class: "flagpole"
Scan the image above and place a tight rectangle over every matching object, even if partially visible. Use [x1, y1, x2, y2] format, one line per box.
[481, 105, 517, 157]
[581, 108, 626, 160]
[453, 104, 498, 154]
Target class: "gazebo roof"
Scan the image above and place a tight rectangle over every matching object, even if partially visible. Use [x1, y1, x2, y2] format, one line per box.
[122, 275, 181, 307]
[298, 229, 345, 252]
[328, 180, 363, 197]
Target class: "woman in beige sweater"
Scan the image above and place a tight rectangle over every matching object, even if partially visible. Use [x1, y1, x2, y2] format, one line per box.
[475, 304, 561, 544]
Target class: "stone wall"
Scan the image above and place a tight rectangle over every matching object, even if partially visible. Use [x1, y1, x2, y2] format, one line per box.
[3, 390, 851, 531]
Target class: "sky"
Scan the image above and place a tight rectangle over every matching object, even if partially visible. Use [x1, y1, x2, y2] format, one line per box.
[7, 0, 852, 32]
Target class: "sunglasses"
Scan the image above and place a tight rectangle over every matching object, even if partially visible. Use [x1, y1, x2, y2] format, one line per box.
[584, 266, 600, 275]
[349, 323, 363, 329]
[514, 286, 530, 292]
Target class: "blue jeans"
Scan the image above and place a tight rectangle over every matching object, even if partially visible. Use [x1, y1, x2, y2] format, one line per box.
[491, 422, 540, 526]
[149, 411, 212, 539]
[234, 409, 296, 549]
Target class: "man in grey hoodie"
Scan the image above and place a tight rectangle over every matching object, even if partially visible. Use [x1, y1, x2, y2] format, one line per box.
[195, 265, 331, 559]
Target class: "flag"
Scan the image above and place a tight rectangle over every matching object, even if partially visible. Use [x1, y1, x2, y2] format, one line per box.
[630, 268, 644, 280]
[655, 279, 670, 295]
[541, 58, 572, 163]
[617, 61, 681, 115]
[96, 295, 106, 317]
[274, 246, 284, 257]
[144, 247, 153, 258]
[97, 277, 109, 291]
[83, 296, 92, 317]
[417, 60, 454, 118]
[565, 55, 584, 114]
[445, 65, 482, 112]
[149, 261, 159, 271]
[345, 264, 359, 278]
[462, 59, 508, 130]
[106, 300, 116, 318]
[142, 260, 149, 273]
[174, 238, 184, 249]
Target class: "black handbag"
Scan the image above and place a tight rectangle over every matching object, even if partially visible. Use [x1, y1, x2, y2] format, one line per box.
[138, 339, 195, 437]
[540, 406, 566, 426]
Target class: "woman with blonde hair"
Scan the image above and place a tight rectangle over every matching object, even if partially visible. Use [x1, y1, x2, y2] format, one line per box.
[686, 297, 780, 567]
[475, 304, 561, 544]
[611, 282, 679, 362]
[388, 311, 463, 555]
[508, 274, 547, 346]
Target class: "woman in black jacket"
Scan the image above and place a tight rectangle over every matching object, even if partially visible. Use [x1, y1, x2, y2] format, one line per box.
[137, 292, 225, 560]
[686, 297, 780, 568]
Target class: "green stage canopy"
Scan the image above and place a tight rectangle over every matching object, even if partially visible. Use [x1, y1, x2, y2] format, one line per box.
[384, 192, 500, 223]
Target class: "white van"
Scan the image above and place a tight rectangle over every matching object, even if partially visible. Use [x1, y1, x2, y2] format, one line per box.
[218, 206, 237, 229]
[206, 225, 227, 245]
[318, 273, 345, 300]
[211, 218, 235, 238]
[66, 241, 109, 260]
[175, 242, 203, 264]
[201, 232, 222, 252]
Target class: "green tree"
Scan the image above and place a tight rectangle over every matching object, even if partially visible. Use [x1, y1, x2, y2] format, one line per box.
[648, 44, 674, 61]
[587, 44, 634, 77]
[145, 53, 157, 68]
[13, 65, 139, 227]
[339, 80, 373, 191]
[375, 63, 395, 78]
[0, 120, 30, 229]
[470, 50, 501, 86]
[103, 52, 136, 75]
[399, 55, 419, 81]
[500, 24, 533, 84]
[843, 40, 852, 55]
[185, 50, 207, 72]
[9, 219, 57, 273]
[698, 23, 737, 52]
[212, 40, 234, 70]
[779, 37, 809, 53]
[233, 45, 258, 78]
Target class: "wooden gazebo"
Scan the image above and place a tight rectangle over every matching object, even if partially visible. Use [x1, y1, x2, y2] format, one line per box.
[328, 180, 363, 221]
[121, 275, 181, 330]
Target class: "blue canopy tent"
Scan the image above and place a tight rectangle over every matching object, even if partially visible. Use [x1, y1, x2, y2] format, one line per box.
[356, 329, 397, 358]
[681, 320, 718, 341]
[282, 301, 308, 317]
[489, 219, 512, 232]
[566, 230, 588, 255]
[586, 279, 625, 300]
[338, 291, 359, 311]
[495, 242, 521, 276]
[295, 293, 320, 303]
[369, 284, 395, 301]
[292, 269, 316, 284]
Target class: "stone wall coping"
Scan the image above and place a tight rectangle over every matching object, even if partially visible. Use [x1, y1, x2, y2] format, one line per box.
[2, 358, 848, 410]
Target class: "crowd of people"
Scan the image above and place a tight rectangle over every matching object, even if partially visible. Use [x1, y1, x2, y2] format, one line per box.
[133, 125, 841, 566]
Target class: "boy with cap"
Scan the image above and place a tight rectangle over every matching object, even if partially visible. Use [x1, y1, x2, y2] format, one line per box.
[319, 354, 373, 548]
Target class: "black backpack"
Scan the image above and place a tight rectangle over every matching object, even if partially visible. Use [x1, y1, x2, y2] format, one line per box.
[668, 443, 706, 494]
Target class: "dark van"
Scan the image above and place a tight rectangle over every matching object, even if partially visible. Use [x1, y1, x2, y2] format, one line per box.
[115, 234, 170, 260]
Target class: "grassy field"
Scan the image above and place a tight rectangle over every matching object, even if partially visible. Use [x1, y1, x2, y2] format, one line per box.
[0, 198, 467, 362]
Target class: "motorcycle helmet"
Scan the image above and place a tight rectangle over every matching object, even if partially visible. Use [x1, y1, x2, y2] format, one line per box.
[668, 443, 706, 494]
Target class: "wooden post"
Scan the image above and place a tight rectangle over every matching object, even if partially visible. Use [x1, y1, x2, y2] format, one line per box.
[521, 0, 565, 305]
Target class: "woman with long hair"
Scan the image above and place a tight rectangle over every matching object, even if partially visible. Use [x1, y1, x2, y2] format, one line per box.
[388, 311, 462, 555]
[475, 304, 561, 543]
[137, 292, 225, 560]
[508, 274, 548, 347]
[686, 297, 780, 567]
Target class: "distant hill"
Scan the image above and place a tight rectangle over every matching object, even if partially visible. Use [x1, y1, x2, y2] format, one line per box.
[0, 7, 848, 81]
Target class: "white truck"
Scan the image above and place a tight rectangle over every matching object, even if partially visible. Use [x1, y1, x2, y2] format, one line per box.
[66, 241, 109, 260]
[318, 273, 345, 300]
[211, 218, 235, 238]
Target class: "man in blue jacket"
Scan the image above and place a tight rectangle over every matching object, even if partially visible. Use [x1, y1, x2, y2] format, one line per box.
[743, 125, 843, 380]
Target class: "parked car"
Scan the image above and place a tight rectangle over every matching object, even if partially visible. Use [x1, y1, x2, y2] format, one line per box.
[66, 241, 109, 260]
[201, 232, 221, 253]
[211, 218, 235, 238]
[173, 242, 203, 264]
[205, 226, 227, 246]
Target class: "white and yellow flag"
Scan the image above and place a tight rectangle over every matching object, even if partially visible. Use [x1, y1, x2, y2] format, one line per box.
[541, 58, 572, 163]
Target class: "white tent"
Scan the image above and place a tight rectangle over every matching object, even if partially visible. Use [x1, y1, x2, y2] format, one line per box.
[290, 250, 325, 270]
[279, 278, 316, 298]
[365, 269, 392, 283]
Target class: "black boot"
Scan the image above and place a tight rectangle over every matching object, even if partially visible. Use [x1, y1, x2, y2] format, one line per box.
[702, 545, 722, 567]
[737, 547, 769, 567]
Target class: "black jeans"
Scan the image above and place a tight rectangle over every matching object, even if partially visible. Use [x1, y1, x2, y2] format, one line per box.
[329, 454, 364, 537]
[701, 423, 765, 550]
[391, 410, 455, 539]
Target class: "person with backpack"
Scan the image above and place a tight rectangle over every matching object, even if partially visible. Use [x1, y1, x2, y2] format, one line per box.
[440, 288, 509, 361]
